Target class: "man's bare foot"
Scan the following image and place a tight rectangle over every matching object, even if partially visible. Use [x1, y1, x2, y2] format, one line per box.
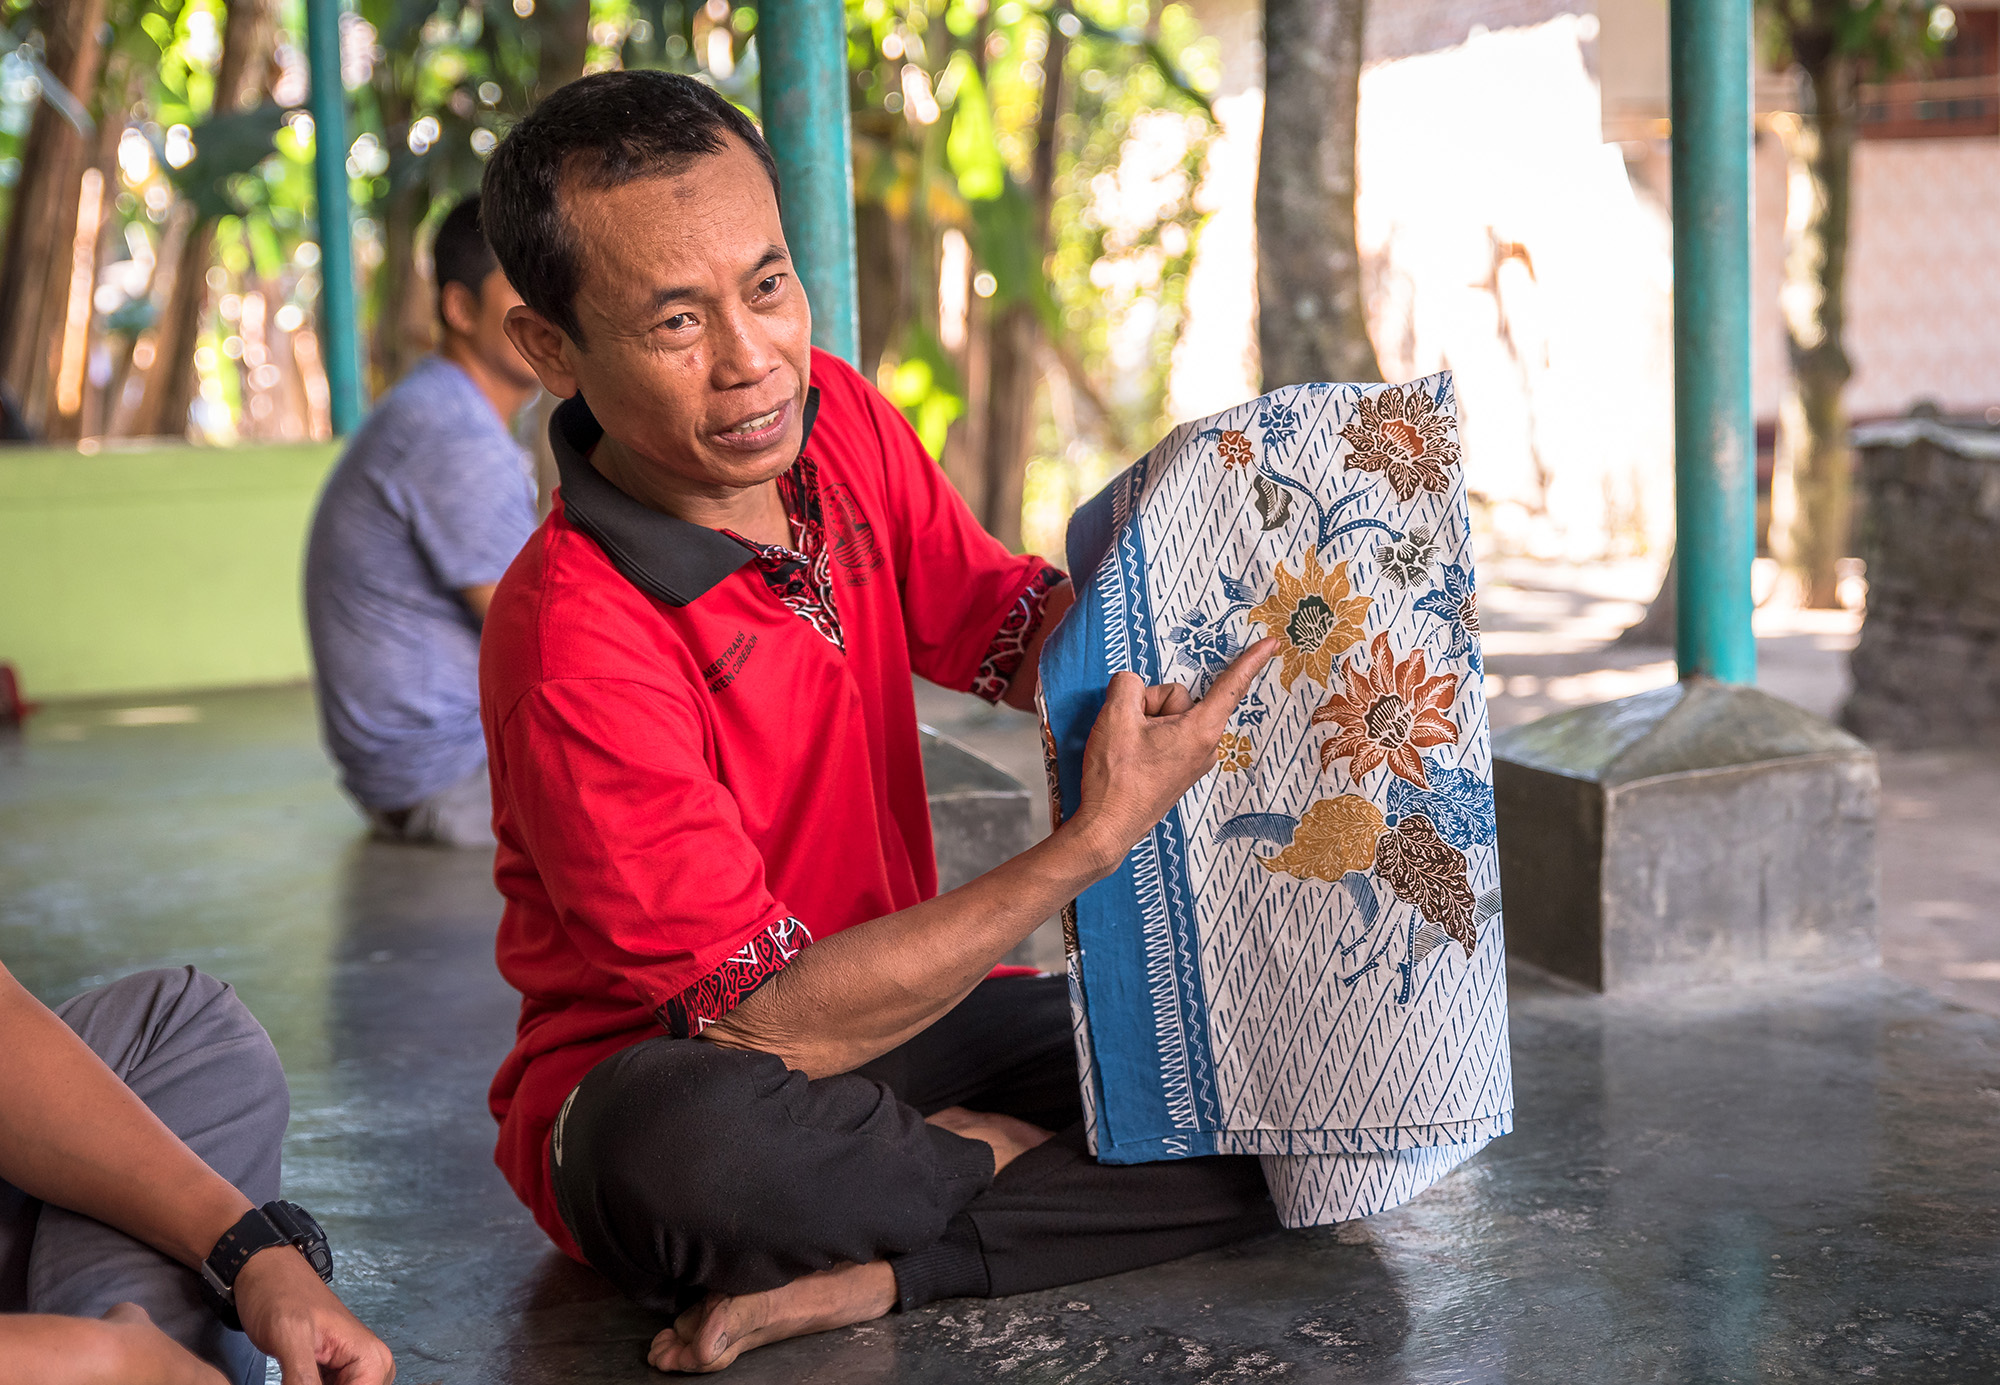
[925, 1106, 1054, 1174]
[648, 1260, 896, 1373]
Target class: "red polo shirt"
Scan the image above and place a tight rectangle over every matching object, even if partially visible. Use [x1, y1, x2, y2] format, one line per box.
[481, 349, 1061, 1258]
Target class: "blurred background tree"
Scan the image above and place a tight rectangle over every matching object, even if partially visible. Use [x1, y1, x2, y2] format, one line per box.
[1255, 0, 1377, 391]
[1759, 0, 1944, 608]
[0, 0, 1222, 554]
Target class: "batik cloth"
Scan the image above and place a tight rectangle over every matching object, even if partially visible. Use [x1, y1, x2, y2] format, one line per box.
[1038, 371, 1512, 1227]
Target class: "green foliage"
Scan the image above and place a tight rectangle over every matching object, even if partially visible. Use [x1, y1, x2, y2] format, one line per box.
[847, 0, 1217, 484]
[882, 321, 964, 455]
[168, 103, 289, 221]
[0, 0, 1219, 467]
[1757, 0, 1946, 75]
[942, 54, 1003, 200]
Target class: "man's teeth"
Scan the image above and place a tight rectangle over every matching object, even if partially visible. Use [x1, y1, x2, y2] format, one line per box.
[726, 407, 782, 435]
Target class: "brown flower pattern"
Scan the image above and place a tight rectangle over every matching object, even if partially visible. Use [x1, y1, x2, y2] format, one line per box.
[1217, 429, 1254, 469]
[1216, 731, 1256, 773]
[1340, 384, 1462, 502]
[1310, 631, 1459, 788]
[1244, 551, 1373, 692]
[1260, 794, 1386, 882]
[1373, 814, 1477, 956]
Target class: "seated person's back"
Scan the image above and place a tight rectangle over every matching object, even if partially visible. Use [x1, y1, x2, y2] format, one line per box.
[305, 197, 540, 846]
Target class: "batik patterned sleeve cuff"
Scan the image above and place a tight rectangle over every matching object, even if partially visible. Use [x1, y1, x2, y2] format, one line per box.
[655, 916, 814, 1039]
[969, 564, 1068, 704]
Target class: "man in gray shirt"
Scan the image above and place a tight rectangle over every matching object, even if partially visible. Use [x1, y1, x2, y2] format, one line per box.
[305, 197, 540, 846]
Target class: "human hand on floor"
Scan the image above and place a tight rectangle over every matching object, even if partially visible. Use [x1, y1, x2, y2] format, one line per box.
[233, 1247, 396, 1385]
[1070, 637, 1278, 871]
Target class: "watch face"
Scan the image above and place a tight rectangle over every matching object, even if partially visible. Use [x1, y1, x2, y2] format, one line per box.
[267, 1201, 335, 1282]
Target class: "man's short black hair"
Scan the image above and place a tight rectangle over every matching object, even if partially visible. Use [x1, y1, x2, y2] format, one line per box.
[432, 196, 499, 323]
[479, 70, 781, 347]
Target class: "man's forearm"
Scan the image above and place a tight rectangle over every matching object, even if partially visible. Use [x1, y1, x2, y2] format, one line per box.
[0, 970, 251, 1269]
[700, 816, 1118, 1078]
[0, 1315, 217, 1385]
[706, 639, 1278, 1081]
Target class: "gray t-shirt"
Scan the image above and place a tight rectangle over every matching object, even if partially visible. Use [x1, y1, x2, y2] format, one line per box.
[304, 356, 538, 810]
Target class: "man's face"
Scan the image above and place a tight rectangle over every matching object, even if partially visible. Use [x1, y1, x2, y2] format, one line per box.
[506, 135, 813, 498]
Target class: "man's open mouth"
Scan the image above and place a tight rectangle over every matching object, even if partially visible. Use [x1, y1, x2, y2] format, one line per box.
[722, 404, 786, 438]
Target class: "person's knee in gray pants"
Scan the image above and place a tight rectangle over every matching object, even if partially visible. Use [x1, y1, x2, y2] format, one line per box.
[0, 967, 288, 1385]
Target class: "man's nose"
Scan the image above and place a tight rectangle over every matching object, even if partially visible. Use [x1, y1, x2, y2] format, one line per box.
[709, 303, 783, 388]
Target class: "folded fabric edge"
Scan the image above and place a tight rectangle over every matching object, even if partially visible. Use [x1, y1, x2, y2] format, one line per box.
[1260, 1134, 1498, 1229]
[1092, 1110, 1514, 1164]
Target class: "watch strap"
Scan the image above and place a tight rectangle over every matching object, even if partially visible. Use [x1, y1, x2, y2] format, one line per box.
[205, 1206, 291, 1291]
[199, 1200, 335, 1332]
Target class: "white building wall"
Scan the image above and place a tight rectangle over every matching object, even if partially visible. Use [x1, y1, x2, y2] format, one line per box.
[1168, 0, 1999, 560]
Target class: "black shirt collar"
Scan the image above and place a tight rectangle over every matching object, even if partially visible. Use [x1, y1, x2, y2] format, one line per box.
[549, 388, 820, 607]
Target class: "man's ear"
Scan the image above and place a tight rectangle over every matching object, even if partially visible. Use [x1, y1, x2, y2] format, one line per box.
[439, 280, 480, 340]
[503, 305, 580, 399]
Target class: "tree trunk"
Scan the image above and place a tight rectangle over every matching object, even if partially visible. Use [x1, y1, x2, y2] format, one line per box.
[854, 198, 910, 379]
[941, 272, 991, 515]
[132, 0, 276, 437]
[977, 21, 1066, 550]
[536, 0, 591, 101]
[981, 302, 1038, 548]
[1769, 50, 1855, 609]
[1255, 0, 1380, 389]
[44, 64, 134, 442]
[370, 179, 436, 392]
[1615, 550, 1677, 647]
[368, 60, 433, 394]
[0, 0, 108, 431]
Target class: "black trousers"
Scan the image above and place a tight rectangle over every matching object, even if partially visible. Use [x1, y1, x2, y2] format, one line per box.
[550, 975, 1278, 1315]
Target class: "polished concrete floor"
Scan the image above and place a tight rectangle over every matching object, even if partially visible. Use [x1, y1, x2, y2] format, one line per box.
[4, 685, 1998, 1384]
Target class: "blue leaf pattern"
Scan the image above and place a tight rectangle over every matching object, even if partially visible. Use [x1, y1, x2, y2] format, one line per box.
[1384, 756, 1497, 850]
[1165, 607, 1246, 676]
[1258, 398, 1301, 451]
[1413, 562, 1482, 674]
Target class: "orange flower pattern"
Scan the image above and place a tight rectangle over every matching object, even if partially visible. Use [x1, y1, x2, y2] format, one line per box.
[1260, 794, 1386, 882]
[1244, 552, 1372, 692]
[1340, 383, 1462, 502]
[1217, 429, 1254, 469]
[1373, 814, 1477, 956]
[1216, 732, 1256, 773]
[1310, 632, 1459, 789]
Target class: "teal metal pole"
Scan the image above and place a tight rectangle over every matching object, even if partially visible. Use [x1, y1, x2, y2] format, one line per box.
[758, 0, 860, 365]
[1669, 0, 1757, 683]
[304, 0, 364, 433]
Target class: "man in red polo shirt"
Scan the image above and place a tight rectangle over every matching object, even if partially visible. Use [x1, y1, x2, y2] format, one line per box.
[478, 71, 1281, 1373]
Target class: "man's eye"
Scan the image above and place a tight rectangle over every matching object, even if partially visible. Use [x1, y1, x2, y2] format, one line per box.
[661, 313, 696, 331]
[757, 274, 783, 296]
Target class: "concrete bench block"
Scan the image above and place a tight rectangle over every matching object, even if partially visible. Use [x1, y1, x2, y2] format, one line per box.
[921, 724, 1035, 892]
[1492, 680, 1879, 992]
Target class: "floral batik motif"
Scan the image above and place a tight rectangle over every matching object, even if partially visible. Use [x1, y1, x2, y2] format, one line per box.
[1374, 525, 1438, 590]
[1341, 381, 1464, 501]
[1310, 632, 1460, 787]
[1244, 552, 1371, 692]
[1039, 369, 1510, 1229]
[1216, 732, 1257, 773]
[1259, 794, 1385, 882]
[1414, 563, 1481, 672]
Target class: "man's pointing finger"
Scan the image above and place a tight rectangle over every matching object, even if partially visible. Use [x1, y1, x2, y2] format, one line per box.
[1197, 638, 1278, 720]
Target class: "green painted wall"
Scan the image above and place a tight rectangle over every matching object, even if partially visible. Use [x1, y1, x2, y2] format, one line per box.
[0, 441, 340, 699]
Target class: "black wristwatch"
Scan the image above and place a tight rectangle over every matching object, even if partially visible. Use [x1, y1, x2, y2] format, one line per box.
[198, 1200, 335, 1331]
